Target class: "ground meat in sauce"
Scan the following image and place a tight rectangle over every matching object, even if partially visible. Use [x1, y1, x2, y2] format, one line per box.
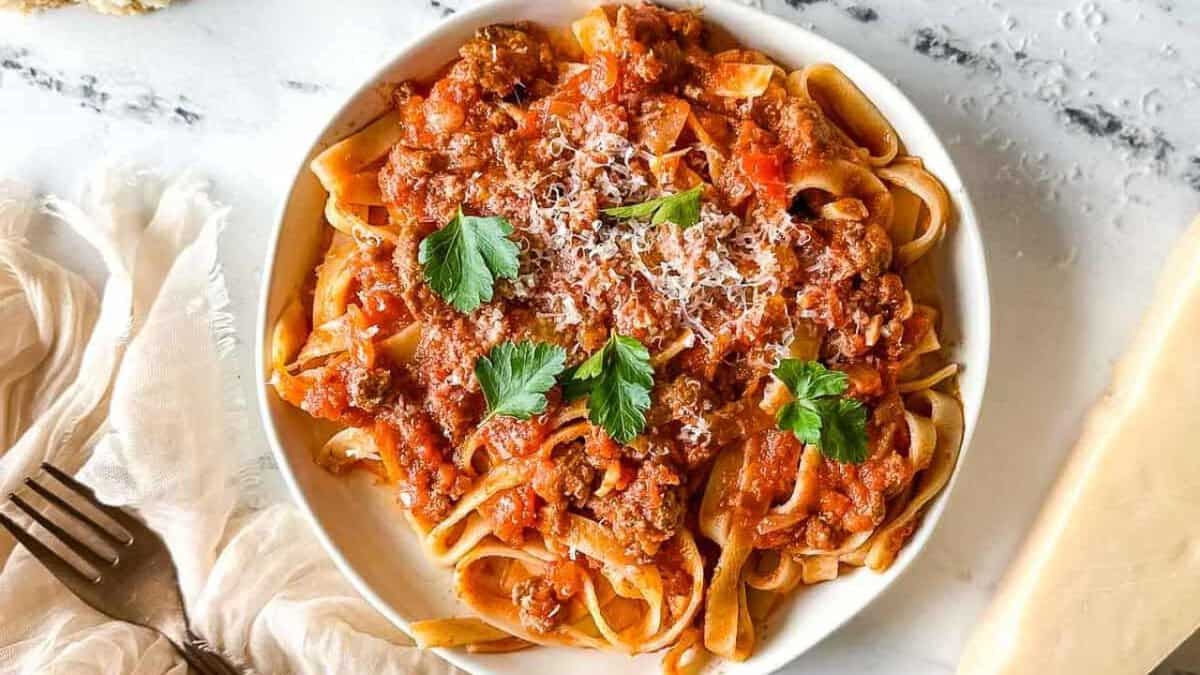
[345, 364, 392, 412]
[511, 577, 565, 634]
[458, 24, 555, 98]
[587, 459, 685, 558]
[552, 444, 599, 507]
[481, 410, 554, 461]
[287, 3, 951, 567]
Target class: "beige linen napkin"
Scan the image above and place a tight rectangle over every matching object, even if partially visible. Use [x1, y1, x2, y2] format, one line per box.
[0, 166, 460, 675]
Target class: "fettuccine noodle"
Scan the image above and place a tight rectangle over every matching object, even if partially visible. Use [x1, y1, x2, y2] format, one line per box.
[269, 4, 964, 672]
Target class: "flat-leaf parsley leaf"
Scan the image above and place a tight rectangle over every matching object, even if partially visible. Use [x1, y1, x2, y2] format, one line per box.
[476, 340, 567, 422]
[773, 359, 849, 399]
[418, 207, 520, 313]
[601, 185, 704, 229]
[773, 359, 868, 463]
[563, 334, 654, 443]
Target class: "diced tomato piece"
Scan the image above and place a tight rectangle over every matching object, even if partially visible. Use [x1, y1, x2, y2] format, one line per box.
[738, 150, 788, 205]
[740, 152, 782, 183]
[359, 289, 406, 327]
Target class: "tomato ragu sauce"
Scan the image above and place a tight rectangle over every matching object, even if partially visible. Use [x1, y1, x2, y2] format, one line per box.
[274, 1, 960, 650]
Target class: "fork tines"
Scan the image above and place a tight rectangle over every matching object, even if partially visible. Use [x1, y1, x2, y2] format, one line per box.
[0, 463, 133, 584]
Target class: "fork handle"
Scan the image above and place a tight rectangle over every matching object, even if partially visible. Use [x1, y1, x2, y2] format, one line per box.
[180, 632, 242, 675]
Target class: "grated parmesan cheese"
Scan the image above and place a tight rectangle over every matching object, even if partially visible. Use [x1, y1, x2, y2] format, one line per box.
[487, 108, 807, 359]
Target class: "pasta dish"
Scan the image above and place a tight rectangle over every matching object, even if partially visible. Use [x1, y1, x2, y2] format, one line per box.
[269, 3, 964, 671]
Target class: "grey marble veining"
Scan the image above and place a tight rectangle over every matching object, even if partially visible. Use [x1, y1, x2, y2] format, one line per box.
[1, 1, 1198, 673]
[1, 45, 203, 123]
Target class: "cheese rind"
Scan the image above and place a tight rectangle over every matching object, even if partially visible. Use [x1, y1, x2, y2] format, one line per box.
[958, 217, 1200, 675]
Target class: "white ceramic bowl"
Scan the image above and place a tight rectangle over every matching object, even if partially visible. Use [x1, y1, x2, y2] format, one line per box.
[255, 2, 991, 673]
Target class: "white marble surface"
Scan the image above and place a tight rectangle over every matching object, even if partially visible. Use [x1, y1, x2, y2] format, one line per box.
[2, 0, 1199, 673]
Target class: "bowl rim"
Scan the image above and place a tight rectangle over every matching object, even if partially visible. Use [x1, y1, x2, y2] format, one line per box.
[254, 2, 992, 673]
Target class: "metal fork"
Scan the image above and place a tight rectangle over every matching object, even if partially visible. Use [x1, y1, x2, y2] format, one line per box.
[0, 463, 241, 675]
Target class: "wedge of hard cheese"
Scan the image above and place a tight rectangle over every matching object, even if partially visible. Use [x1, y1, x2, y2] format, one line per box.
[958, 218, 1200, 675]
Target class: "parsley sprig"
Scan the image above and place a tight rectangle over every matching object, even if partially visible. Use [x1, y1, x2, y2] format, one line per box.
[419, 207, 520, 313]
[563, 334, 654, 443]
[773, 359, 869, 463]
[476, 341, 567, 422]
[602, 186, 704, 229]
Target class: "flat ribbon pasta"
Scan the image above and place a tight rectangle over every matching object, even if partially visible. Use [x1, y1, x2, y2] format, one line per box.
[786, 159, 894, 233]
[449, 523, 704, 655]
[790, 63, 900, 167]
[268, 7, 969, 670]
[878, 161, 951, 268]
[311, 110, 404, 206]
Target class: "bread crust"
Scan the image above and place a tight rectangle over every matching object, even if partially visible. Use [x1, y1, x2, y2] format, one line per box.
[1, 0, 171, 14]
